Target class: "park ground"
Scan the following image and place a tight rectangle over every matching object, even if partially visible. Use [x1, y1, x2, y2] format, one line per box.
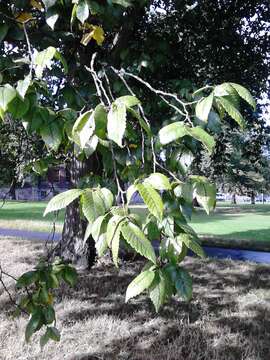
[0, 236, 270, 360]
[1, 201, 270, 249]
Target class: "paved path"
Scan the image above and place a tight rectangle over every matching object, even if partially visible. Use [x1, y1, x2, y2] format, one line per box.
[0, 228, 61, 241]
[1, 228, 270, 264]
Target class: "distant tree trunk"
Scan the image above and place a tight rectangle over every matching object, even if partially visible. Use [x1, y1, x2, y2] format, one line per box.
[231, 193, 237, 204]
[56, 155, 97, 269]
[250, 191, 255, 205]
[9, 179, 16, 200]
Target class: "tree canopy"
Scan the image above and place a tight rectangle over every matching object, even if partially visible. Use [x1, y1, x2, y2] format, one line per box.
[0, 0, 263, 347]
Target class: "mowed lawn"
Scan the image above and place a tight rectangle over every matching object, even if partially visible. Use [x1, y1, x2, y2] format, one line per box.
[1, 201, 270, 248]
[0, 201, 64, 233]
[0, 236, 270, 360]
[191, 203, 270, 248]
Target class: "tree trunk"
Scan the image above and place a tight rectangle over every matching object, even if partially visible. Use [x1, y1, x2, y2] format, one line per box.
[231, 193, 237, 204]
[56, 155, 97, 269]
[9, 179, 16, 200]
[250, 191, 255, 205]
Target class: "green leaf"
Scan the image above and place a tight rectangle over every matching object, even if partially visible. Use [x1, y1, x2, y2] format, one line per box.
[126, 184, 137, 204]
[136, 183, 163, 221]
[149, 271, 166, 312]
[158, 122, 187, 145]
[84, 135, 98, 157]
[47, 327, 60, 342]
[76, 0, 89, 23]
[40, 330, 50, 349]
[229, 83, 256, 110]
[0, 85, 17, 114]
[43, 305, 55, 324]
[34, 47, 67, 78]
[81, 189, 106, 224]
[111, 222, 121, 267]
[121, 221, 156, 264]
[25, 310, 42, 342]
[115, 95, 140, 108]
[145, 173, 171, 191]
[216, 96, 245, 128]
[107, 102, 127, 147]
[44, 189, 83, 216]
[62, 266, 78, 287]
[16, 74, 31, 99]
[187, 126, 215, 153]
[125, 270, 155, 302]
[106, 215, 125, 247]
[0, 24, 9, 43]
[46, 6, 59, 30]
[8, 96, 29, 119]
[17, 271, 38, 288]
[94, 104, 107, 139]
[127, 108, 152, 137]
[191, 176, 216, 214]
[174, 268, 192, 302]
[112, 0, 133, 7]
[99, 188, 114, 211]
[43, 0, 57, 9]
[91, 215, 109, 256]
[195, 92, 214, 122]
[177, 233, 205, 258]
[40, 121, 62, 151]
[72, 110, 95, 148]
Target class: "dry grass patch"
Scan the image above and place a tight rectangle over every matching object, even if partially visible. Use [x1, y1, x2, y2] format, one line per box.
[0, 236, 270, 360]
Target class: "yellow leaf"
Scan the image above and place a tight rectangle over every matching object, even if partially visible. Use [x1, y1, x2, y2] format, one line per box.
[129, 144, 138, 149]
[16, 12, 34, 23]
[80, 25, 105, 46]
[30, 0, 43, 10]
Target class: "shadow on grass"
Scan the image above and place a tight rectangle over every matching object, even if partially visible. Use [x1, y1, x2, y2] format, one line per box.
[58, 259, 270, 360]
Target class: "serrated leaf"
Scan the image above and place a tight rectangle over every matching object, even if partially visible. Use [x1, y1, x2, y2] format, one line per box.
[62, 266, 78, 287]
[76, 0, 89, 23]
[16, 74, 31, 99]
[99, 188, 114, 211]
[107, 102, 126, 147]
[187, 126, 215, 153]
[149, 271, 166, 312]
[115, 95, 140, 108]
[92, 215, 109, 256]
[34, 47, 67, 78]
[177, 233, 205, 258]
[195, 92, 214, 122]
[121, 221, 156, 264]
[174, 268, 192, 302]
[111, 223, 121, 267]
[229, 83, 256, 110]
[158, 122, 187, 145]
[136, 183, 163, 221]
[191, 176, 216, 214]
[44, 189, 83, 216]
[145, 173, 171, 191]
[81, 189, 105, 224]
[216, 96, 245, 128]
[125, 270, 155, 302]
[106, 215, 125, 247]
[72, 110, 95, 148]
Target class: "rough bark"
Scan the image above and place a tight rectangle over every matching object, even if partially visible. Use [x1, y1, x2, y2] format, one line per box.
[57, 155, 97, 269]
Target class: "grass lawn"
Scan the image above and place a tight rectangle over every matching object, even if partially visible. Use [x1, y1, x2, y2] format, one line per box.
[191, 203, 270, 249]
[0, 236, 270, 360]
[0, 201, 64, 233]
